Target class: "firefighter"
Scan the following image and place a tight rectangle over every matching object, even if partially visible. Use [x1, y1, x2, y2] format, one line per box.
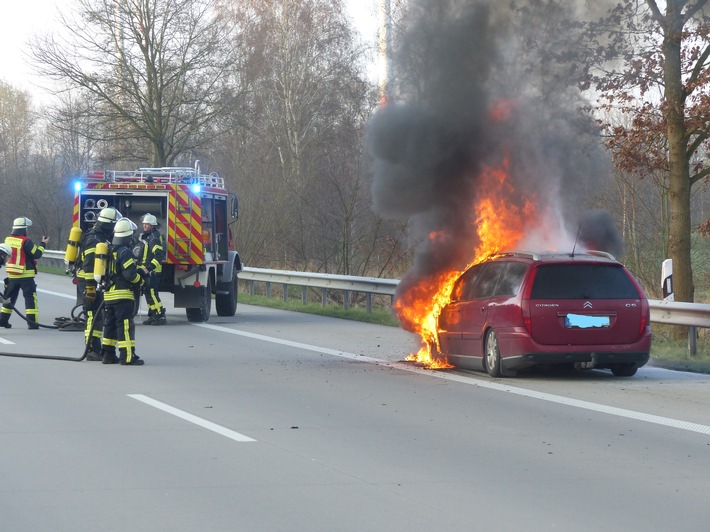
[77, 207, 122, 361]
[138, 213, 166, 325]
[101, 218, 145, 365]
[0, 217, 48, 329]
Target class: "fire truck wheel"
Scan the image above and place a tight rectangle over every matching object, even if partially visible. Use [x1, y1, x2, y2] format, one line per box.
[216, 267, 238, 316]
[186, 276, 212, 322]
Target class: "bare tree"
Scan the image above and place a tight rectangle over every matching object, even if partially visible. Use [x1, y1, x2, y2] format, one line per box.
[30, 0, 240, 166]
[214, 0, 399, 276]
[0, 81, 34, 232]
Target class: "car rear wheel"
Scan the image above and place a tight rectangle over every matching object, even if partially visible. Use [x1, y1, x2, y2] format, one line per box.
[610, 364, 638, 377]
[485, 329, 503, 378]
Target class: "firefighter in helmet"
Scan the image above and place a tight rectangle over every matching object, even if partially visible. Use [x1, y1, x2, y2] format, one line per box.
[138, 213, 166, 325]
[101, 217, 144, 365]
[78, 207, 122, 360]
[0, 217, 48, 329]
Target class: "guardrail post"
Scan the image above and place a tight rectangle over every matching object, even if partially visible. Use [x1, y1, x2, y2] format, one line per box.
[366, 293, 372, 313]
[282, 283, 288, 302]
[344, 290, 350, 310]
[266, 282, 271, 298]
[689, 326, 697, 356]
[302, 286, 307, 305]
[321, 288, 327, 306]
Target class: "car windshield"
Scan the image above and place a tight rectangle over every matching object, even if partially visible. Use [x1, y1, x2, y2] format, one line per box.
[530, 264, 640, 299]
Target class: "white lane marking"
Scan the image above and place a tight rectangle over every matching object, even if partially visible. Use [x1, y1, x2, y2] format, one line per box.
[195, 323, 710, 437]
[128, 393, 256, 442]
[38, 288, 76, 300]
[0, 337, 14, 345]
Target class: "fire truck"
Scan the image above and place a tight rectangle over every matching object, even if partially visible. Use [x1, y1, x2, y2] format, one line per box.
[70, 164, 241, 322]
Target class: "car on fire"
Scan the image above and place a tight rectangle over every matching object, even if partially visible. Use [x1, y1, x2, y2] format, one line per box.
[434, 250, 652, 377]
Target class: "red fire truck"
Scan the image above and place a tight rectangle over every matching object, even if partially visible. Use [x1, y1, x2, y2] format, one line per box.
[70, 164, 241, 322]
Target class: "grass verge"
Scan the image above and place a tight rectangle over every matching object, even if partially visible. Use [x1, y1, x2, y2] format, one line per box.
[238, 292, 402, 327]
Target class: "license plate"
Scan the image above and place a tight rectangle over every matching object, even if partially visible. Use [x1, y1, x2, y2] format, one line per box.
[565, 313, 610, 329]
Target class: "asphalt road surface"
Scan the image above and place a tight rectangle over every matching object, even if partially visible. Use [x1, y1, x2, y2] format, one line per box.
[0, 273, 708, 531]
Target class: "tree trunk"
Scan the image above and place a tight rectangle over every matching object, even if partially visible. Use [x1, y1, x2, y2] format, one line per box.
[663, 4, 694, 341]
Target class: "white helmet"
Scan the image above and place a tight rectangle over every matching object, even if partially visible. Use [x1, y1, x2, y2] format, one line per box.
[112, 218, 137, 246]
[0, 243, 11, 256]
[113, 218, 137, 238]
[12, 217, 32, 229]
[97, 207, 122, 224]
[141, 213, 158, 225]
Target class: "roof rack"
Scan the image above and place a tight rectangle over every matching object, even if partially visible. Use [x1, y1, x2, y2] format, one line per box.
[82, 166, 225, 189]
[585, 250, 617, 261]
[495, 250, 541, 260]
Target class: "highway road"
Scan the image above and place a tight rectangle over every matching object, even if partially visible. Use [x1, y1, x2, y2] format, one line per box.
[0, 273, 708, 531]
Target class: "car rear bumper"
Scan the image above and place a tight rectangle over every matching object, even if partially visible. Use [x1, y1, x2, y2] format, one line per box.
[498, 327, 652, 371]
[503, 351, 650, 371]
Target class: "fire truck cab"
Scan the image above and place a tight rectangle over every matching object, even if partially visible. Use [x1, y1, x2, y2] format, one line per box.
[71, 164, 242, 322]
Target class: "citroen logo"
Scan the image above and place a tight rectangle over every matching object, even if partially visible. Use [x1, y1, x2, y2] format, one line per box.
[583, 301, 593, 309]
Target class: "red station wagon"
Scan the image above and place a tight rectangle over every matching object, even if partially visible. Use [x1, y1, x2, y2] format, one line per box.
[435, 250, 652, 377]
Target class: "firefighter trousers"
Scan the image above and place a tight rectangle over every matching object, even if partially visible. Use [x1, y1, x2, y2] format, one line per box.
[143, 272, 164, 317]
[81, 283, 104, 352]
[0, 277, 38, 327]
[102, 300, 137, 363]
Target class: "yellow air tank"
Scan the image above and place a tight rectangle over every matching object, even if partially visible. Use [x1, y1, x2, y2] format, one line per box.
[94, 242, 109, 283]
[64, 227, 83, 266]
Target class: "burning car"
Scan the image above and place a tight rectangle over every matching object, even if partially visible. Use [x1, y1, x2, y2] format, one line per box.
[433, 250, 652, 377]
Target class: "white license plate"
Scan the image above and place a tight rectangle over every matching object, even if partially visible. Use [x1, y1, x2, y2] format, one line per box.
[565, 313, 610, 329]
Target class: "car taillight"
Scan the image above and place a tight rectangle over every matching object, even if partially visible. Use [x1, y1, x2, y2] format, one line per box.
[639, 299, 650, 336]
[521, 268, 537, 335]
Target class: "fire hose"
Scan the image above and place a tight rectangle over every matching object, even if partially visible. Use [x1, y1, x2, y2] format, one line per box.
[0, 291, 99, 362]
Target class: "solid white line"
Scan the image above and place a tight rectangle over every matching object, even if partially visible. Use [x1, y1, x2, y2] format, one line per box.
[195, 322, 710, 437]
[38, 288, 75, 300]
[128, 393, 256, 442]
[0, 337, 14, 345]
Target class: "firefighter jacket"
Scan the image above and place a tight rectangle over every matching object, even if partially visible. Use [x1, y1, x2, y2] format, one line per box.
[104, 244, 143, 304]
[139, 229, 164, 274]
[79, 225, 112, 287]
[4, 235, 44, 279]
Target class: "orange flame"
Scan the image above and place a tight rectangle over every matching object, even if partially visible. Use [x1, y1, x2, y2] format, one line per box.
[398, 155, 539, 369]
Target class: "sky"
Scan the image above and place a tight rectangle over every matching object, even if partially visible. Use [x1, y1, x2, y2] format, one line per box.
[0, 0, 380, 104]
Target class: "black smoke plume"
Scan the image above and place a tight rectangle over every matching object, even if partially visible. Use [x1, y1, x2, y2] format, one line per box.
[366, 0, 620, 328]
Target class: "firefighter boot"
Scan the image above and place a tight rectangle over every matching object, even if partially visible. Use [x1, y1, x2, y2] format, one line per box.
[142, 310, 155, 325]
[101, 349, 119, 365]
[0, 314, 11, 329]
[85, 340, 102, 361]
[152, 309, 166, 326]
[120, 353, 144, 366]
[27, 315, 40, 330]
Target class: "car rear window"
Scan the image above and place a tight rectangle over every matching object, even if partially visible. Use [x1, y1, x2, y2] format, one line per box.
[530, 264, 640, 299]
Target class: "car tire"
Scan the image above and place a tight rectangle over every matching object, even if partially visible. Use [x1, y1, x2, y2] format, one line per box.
[485, 329, 503, 378]
[610, 364, 638, 377]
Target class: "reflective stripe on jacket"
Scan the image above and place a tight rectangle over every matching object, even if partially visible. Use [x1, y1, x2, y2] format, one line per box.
[139, 230, 164, 274]
[4, 236, 44, 278]
[104, 245, 142, 303]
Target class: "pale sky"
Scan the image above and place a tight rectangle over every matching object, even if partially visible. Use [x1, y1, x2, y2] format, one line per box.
[0, 0, 380, 104]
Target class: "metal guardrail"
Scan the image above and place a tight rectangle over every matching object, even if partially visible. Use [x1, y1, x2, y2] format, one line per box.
[42, 250, 710, 327]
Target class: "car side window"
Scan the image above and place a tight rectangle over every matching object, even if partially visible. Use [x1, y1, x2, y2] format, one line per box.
[451, 264, 484, 302]
[493, 262, 528, 297]
[470, 262, 506, 299]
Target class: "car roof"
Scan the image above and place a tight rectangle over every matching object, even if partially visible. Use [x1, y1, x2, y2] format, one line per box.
[490, 250, 620, 264]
